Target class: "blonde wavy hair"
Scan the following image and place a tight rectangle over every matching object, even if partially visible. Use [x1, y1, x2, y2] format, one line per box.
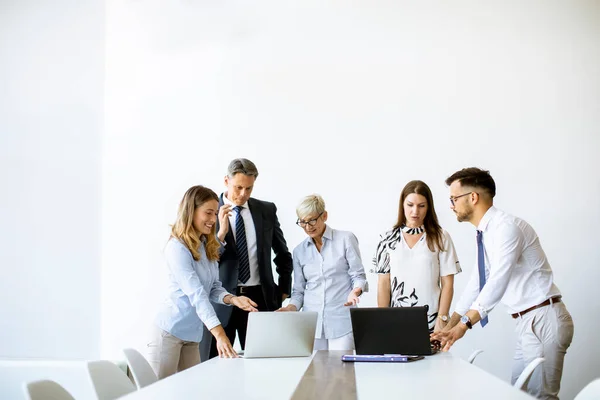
[171, 185, 220, 261]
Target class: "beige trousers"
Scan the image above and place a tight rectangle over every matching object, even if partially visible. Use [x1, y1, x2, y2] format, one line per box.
[147, 327, 201, 379]
[511, 300, 574, 400]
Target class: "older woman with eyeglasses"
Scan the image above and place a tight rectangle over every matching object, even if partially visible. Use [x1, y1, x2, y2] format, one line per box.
[277, 194, 368, 351]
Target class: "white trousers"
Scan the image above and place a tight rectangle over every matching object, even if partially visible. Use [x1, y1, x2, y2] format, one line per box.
[313, 331, 355, 351]
[511, 300, 574, 400]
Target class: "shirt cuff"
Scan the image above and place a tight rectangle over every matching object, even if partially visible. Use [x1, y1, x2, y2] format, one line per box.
[353, 280, 369, 293]
[217, 291, 231, 306]
[454, 304, 469, 317]
[289, 299, 303, 310]
[217, 239, 227, 255]
[203, 315, 222, 331]
[469, 302, 488, 319]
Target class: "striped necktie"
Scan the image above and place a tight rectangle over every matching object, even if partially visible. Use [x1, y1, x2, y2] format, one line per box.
[477, 230, 489, 327]
[234, 206, 251, 284]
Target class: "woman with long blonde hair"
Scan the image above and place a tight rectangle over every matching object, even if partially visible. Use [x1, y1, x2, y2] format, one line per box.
[148, 185, 257, 379]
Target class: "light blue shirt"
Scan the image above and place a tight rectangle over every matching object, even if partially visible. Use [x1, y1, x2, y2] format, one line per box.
[156, 237, 230, 342]
[289, 226, 368, 339]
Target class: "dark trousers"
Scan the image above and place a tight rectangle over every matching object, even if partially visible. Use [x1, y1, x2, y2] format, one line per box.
[209, 285, 268, 359]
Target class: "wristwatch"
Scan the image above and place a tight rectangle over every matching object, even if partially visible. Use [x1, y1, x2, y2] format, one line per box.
[460, 315, 473, 329]
[440, 315, 449, 322]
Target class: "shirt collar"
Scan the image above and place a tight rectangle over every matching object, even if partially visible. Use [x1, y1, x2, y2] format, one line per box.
[223, 192, 248, 209]
[477, 206, 497, 232]
[323, 225, 333, 240]
[304, 224, 332, 247]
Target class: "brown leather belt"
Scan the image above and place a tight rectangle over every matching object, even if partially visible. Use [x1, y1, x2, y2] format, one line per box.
[511, 296, 562, 319]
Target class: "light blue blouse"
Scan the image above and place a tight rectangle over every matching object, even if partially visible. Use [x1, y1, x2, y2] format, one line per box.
[155, 237, 230, 342]
[289, 225, 368, 339]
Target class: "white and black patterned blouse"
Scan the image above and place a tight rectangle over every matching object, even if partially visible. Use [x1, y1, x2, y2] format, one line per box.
[373, 228, 461, 331]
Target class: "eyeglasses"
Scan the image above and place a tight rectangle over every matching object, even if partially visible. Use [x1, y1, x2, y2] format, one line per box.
[449, 192, 473, 206]
[296, 212, 324, 228]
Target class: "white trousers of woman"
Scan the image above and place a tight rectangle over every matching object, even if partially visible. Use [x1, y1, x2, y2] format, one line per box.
[313, 331, 354, 351]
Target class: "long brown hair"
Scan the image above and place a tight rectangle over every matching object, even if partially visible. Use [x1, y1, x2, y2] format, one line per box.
[394, 180, 444, 252]
[171, 185, 220, 261]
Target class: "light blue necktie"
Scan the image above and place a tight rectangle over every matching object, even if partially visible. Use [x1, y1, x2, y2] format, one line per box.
[234, 206, 251, 284]
[477, 230, 489, 327]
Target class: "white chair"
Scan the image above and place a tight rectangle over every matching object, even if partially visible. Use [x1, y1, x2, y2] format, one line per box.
[514, 357, 545, 391]
[86, 360, 136, 400]
[23, 379, 75, 400]
[122, 348, 158, 389]
[575, 378, 600, 400]
[467, 349, 484, 364]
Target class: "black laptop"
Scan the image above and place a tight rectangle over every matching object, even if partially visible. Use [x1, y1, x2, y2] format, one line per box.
[350, 307, 438, 356]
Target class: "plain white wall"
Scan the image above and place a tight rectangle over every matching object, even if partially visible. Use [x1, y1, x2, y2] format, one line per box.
[0, 0, 103, 360]
[102, 1, 600, 398]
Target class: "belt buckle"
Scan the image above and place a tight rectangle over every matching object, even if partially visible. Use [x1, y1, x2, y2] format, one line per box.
[238, 286, 247, 295]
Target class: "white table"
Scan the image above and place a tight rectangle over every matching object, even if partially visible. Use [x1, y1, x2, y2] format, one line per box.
[121, 355, 313, 400]
[120, 351, 532, 399]
[354, 352, 532, 399]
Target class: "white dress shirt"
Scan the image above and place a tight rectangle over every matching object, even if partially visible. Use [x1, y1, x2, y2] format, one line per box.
[455, 206, 561, 319]
[289, 226, 369, 339]
[223, 195, 260, 286]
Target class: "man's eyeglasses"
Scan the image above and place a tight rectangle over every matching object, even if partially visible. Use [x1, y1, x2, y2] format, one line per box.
[296, 212, 324, 228]
[449, 192, 473, 206]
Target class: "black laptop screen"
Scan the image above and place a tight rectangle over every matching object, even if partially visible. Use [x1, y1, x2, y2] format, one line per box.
[350, 307, 433, 356]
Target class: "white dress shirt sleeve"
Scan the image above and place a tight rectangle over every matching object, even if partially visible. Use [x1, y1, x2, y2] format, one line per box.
[289, 249, 306, 310]
[454, 265, 481, 316]
[164, 242, 223, 331]
[345, 233, 369, 292]
[470, 223, 524, 319]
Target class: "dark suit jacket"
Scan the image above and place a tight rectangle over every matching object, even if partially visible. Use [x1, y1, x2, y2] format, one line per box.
[212, 194, 293, 327]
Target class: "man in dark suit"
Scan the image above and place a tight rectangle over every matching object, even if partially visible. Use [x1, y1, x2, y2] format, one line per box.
[200, 158, 293, 360]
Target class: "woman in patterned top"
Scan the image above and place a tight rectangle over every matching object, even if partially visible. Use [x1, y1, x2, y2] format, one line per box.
[373, 180, 461, 332]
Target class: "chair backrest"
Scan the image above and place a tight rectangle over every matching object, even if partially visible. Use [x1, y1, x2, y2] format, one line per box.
[23, 379, 75, 400]
[86, 360, 136, 400]
[122, 348, 158, 389]
[514, 357, 545, 391]
[575, 378, 600, 400]
[467, 349, 484, 364]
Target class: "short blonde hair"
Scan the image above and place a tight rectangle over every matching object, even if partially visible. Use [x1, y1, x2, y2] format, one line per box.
[296, 194, 326, 219]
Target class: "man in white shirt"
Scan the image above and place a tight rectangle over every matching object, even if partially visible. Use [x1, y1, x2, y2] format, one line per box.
[432, 167, 574, 400]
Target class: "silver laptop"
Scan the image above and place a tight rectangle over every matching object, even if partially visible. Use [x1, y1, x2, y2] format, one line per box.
[243, 311, 318, 358]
